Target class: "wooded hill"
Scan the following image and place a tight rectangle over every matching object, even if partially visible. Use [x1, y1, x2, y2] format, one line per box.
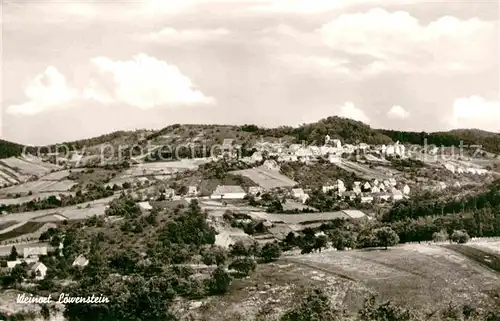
[2, 117, 499, 159]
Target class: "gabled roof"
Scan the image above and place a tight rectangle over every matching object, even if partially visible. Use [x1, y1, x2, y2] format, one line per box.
[31, 262, 46, 271]
[212, 185, 245, 195]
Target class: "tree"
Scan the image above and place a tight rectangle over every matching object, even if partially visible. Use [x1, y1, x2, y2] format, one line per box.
[10, 264, 27, 283]
[281, 288, 340, 321]
[207, 266, 232, 295]
[451, 230, 470, 244]
[314, 235, 328, 252]
[229, 257, 256, 277]
[260, 242, 282, 263]
[373, 227, 399, 250]
[8, 246, 18, 261]
[358, 295, 412, 321]
[229, 241, 249, 258]
[432, 229, 449, 243]
[40, 304, 50, 320]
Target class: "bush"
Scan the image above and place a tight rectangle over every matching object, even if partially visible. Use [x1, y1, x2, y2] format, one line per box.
[260, 242, 281, 263]
[229, 257, 256, 277]
[207, 266, 232, 295]
[451, 230, 470, 244]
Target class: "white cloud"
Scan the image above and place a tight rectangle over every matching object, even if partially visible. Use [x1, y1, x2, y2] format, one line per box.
[149, 27, 230, 42]
[449, 96, 500, 132]
[338, 102, 370, 123]
[387, 105, 409, 119]
[6, 66, 78, 115]
[90, 53, 215, 108]
[318, 8, 495, 75]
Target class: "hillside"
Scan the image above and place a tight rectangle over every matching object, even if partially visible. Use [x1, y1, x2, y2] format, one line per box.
[380, 129, 500, 154]
[0, 139, 26, 159]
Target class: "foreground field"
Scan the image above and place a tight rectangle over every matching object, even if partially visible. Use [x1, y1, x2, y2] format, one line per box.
[183, 243, 500, 320]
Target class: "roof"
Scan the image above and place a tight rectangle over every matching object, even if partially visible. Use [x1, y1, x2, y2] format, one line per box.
[212, 185, 245, 195]
[31, 262, 46, 271]
[342, 210, 366, 219]
[73, 255, 89, 266]
[138, 202, 152, 210]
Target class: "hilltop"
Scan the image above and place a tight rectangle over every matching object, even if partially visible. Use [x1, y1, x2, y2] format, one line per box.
[2, 117, 500, 160]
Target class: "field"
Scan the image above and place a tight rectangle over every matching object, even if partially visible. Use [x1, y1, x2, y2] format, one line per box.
[336, 161, 393, 180]
[231, 167, 297, 189]
[0, 191, 75, 206]
[0, 221, 46, 242]
[247, 211, 349, 224]
[0, 195, 117, 223]
[182, 243, 500, 320]
[285, 244, 500, 311]
[445, 244, 500, 273]
[0, 179, 76, 196]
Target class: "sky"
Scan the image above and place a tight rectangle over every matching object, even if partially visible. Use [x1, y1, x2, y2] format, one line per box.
[1, 0, 499, 145]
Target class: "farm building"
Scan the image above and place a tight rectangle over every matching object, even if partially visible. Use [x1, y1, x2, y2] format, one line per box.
[211, 185, 246, 199]
[322, 185, 335, 194]
[23, 246, 47, 259]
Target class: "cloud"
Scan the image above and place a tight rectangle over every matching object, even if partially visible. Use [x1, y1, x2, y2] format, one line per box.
[318, 8, 495, 75]
[149, 27, 230, 42]
[338, 102, 370, 123]
[90, 53, 215, 108]
[6, 66, 79, 115]
[387, 105, 409, 119]
[448, 96, 500, 132]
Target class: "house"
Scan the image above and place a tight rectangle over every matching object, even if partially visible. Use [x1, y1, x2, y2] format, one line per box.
[187, 186, 198, 197]
[328, 154, 341, 164]
[444, 163, 455, 173]
[375, 193, 392, 202]
[30, 262, 47, 280]
[324, 135, 331, 145]
[164, 188, 175, 199]
[292, 188, 309, 203]
[331, 139, 342, 149]
[72, 255, 89, 267]
[7, 260, 22, 269]
[263, 160, 280, 171]
[23, 247, 47, 259]
[388, 178, 397, 186]
[211, 185, 246, 199]
[138, 201, 152, 211]
[402, 184, 411, 195]
[342, 191, 356, 201]
[251, 152, 263, 163]
[358, 143, 369, 150]
[363, 182, 371, 191]
[248, 186, 263, 196]
[322, 185, 335, 194]
[361, 195, 374, 203]
[353, 182, 362, 195]
[392, 190, 404, 201]
[278, 155, 298, 162]
[371, 185, 381, 193]
[337, 180, 346, 194]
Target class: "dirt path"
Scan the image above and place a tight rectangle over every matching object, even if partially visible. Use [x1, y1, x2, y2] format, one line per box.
[282, 257, 357, 282]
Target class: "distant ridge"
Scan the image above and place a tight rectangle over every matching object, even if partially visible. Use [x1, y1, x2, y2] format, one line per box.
[1, 117, 499, 159]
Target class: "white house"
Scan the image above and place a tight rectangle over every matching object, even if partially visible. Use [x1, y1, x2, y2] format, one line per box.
[328, 154, 341, 164]
[263, 160, 280, 171]
[278, 155, 298, 162]
[337, 180, 346, 194]
[361, 195, 374, 203]
[211, 185, 246, 199]
[292, 188, 309, 203]
[30, 262, 47, 280]
[138, 201, 153, 211]
[444, 163, 455, 173]
[388, 178, 397, 186]
[322, 185, 335, 194]
[7, 260, 22, 269]
[392, 190, 404, 201]
[72, 255, 89, 267]
[358, 143, 370, 150]
[371, 185, 381, 194]
[402, 184, 411, 195]
[363, 182, 371, 191]
[23, 247, 47, 259]
[187, 186, 198, 197]
[251, 152, 263, 163]
[324, 135, 331, 145]
[248, 186, 263, 196]
[331, 139, 342, 149]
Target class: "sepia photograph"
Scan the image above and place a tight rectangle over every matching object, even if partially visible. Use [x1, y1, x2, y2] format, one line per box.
[0, 0, 499, 320]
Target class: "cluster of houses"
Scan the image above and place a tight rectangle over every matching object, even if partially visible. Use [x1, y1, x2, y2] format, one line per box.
[3, 245, 89, 281]
[235, 136, 408, 165]
[290, 178, 410, 204]
[443, 163, 488, 175]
